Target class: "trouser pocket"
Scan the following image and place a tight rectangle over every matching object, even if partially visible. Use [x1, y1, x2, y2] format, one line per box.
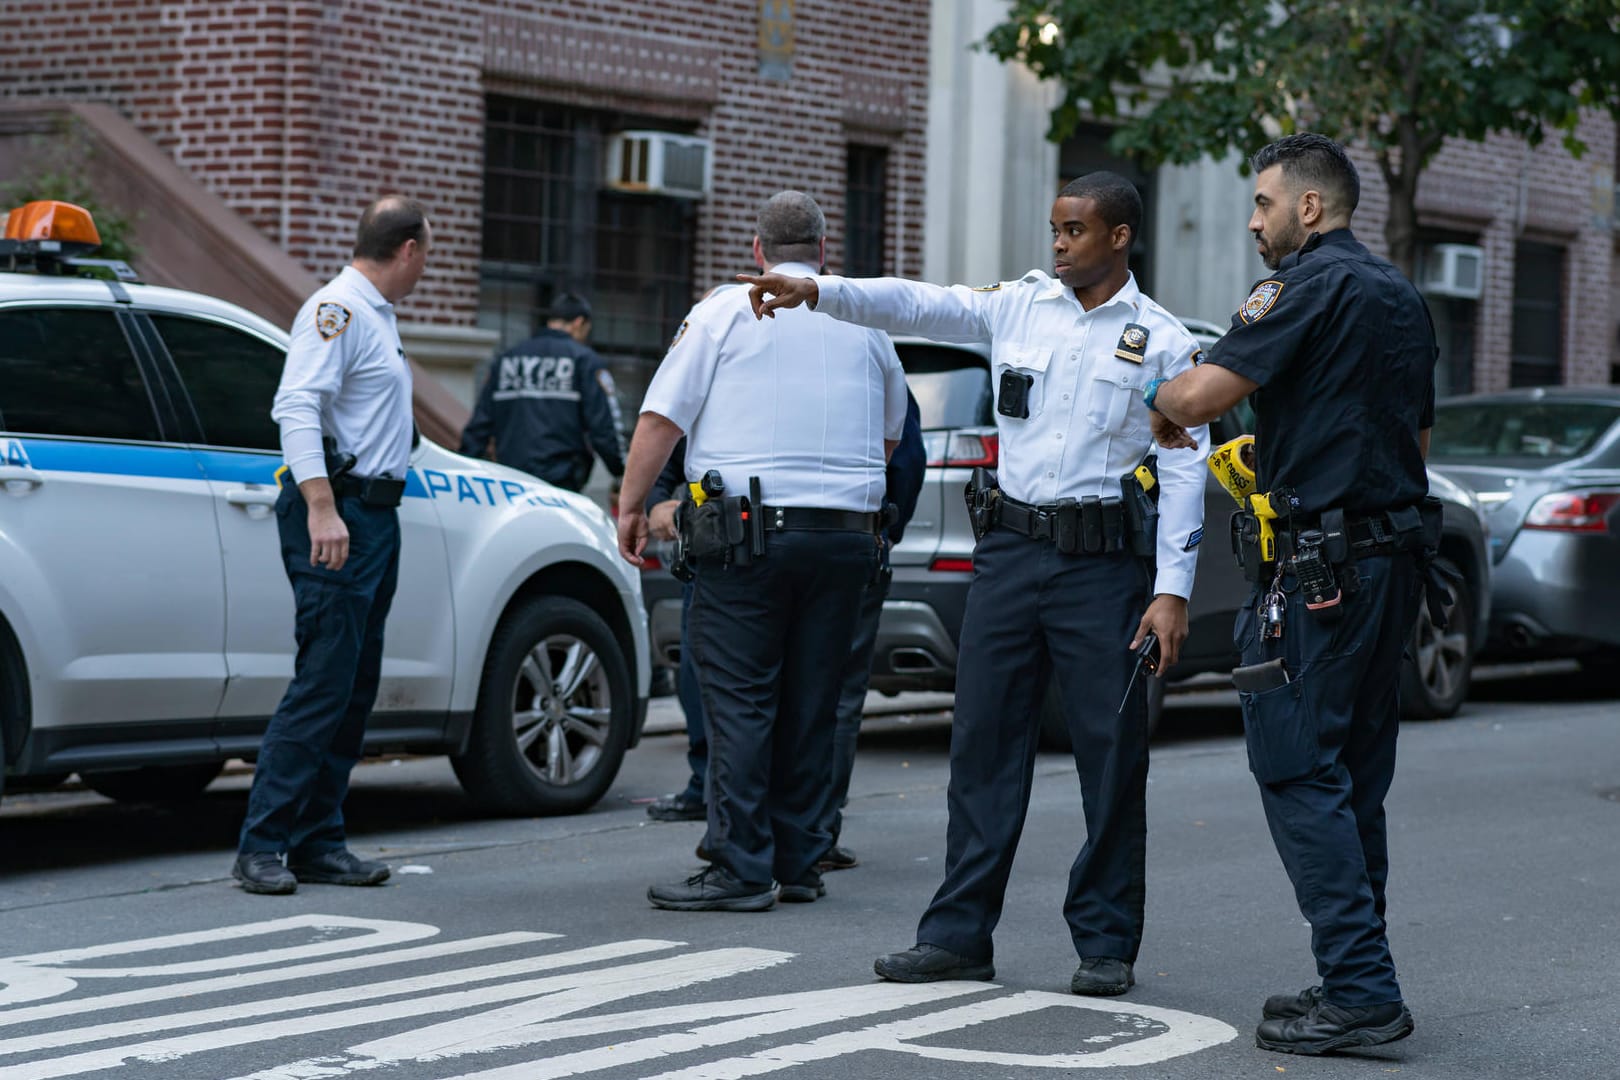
[1240, 676, 1318, 784]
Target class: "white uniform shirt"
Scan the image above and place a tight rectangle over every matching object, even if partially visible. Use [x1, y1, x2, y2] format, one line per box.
[815, 270, 1209, 598]
[272, 265, 415, 484]
[641, 264, 907, 513]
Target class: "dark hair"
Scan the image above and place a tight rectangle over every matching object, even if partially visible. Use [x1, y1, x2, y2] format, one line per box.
[1057, 171, 1143, 242]
[548, 292, 592, 322]
[353, 196, 429, 261]
[756, 190, 825, 265]
[1249, 133, 1360, 215]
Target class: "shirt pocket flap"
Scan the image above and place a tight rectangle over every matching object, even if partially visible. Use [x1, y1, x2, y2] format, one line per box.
[992, 343, 1053, 374]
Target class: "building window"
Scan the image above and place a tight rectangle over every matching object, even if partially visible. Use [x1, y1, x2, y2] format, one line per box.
[480, 97, 697, 407]
[1058, 124, 1154, 293]
[845, 145, 888, 277]
[1510, 242, 1563, 386]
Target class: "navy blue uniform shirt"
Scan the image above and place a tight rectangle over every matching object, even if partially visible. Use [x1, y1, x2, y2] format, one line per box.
[1206, 229, 1436, 516]
[460, 327, 626, 490]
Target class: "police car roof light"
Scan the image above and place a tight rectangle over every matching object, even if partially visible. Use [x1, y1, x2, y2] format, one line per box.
[3, 199, 102, 250]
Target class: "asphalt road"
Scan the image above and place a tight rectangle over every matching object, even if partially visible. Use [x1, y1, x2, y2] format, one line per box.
[1, 665, 1616, 1080]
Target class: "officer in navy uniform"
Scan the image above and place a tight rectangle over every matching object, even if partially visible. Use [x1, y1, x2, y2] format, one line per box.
[1147, 133, 1435, 1054]
[744, 172, 1208, 993]
[233, 196, 431, 895]
[460, 292, 626, 492]
[821, 389, 926, 871]
[618, 190, 908, 911]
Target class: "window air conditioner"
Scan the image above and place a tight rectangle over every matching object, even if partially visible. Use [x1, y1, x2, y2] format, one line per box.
[1420, 243, 1484, 300]
[604, 131, 711, 199]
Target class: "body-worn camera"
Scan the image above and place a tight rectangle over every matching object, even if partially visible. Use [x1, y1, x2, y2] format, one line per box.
[997, 369, 1033, 419]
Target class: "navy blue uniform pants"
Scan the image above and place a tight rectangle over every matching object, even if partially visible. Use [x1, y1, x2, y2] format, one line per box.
[1236, 551, 1420, 1007]
[674, 581, 708, 806]
[685, 529, 877, 887]
[917, 527, 1152, 964]
[238, 485, 401, 857]
[825, 563, 892, 842]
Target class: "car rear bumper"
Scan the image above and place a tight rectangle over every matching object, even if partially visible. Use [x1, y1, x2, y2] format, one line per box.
[1484, 531, 1620, 653]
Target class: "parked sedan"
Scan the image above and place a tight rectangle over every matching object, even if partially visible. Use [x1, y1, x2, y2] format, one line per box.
[1427, 386, 1620, 679]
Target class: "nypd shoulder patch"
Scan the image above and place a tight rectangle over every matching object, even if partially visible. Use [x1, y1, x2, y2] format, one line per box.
[971, 282, 1002, 292]
[596, 368, 617, 394]
[1191, 347, 1206, 366]
[1183, 527, 1204, 551]
[315, 302, 352, 341]
[669, 320, 689, 349]
[1239, 280, 1284, 324]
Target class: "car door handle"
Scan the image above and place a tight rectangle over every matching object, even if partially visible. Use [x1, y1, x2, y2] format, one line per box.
[225, 488, 279, 506]
[0, 466, 44, 493]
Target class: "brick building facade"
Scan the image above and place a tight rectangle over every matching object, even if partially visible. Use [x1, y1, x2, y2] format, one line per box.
[1349, 112, 1618, 391]
[1, 0, 930, 404]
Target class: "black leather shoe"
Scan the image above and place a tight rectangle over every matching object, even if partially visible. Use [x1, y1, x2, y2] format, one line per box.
[1070, 957, 1134, 996]
[874, 943, 994, 983]
[1263, 985, 1324, 1020]
[779, 870, 825, 903]
[815, 845, 859, 872]
[695, 843, 714, 863]
[648, 866, 777, 912]
[287, 849, 390, 886]
[1255, 1000, 1414, 1055]
[647, 793, 707, 822]
[233, 852, 296, 895]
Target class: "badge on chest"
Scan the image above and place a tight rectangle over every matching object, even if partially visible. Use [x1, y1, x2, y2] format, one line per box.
[1113, 323, 1149, 364]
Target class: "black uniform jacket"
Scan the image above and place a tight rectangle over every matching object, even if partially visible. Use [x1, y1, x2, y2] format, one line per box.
[460, 328, 626, 490]
[1205, 229, 1436, 517]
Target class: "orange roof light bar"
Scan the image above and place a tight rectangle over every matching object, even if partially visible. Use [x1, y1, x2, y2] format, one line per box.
[2, 200, 101, 247]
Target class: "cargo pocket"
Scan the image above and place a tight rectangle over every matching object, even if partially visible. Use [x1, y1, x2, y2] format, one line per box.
[1240, 677, 1318, 784]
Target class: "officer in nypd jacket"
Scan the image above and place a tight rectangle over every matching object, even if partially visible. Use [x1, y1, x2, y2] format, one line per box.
[744, 171, 1208, 995]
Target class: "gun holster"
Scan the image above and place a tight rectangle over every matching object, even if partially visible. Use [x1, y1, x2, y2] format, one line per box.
[1231, 509, 1266, 582]
[669, 501, 695, 583]
[964, 467, 1001, 543]
[1120, 460, 1159, 559]
[1415, 494, 1455, 629]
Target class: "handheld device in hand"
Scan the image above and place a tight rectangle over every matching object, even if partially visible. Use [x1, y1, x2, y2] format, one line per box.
[1116, 630, 1161, 714]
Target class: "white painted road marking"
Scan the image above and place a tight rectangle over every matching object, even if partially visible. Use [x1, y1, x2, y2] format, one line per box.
[0, 916, 1238, 1078]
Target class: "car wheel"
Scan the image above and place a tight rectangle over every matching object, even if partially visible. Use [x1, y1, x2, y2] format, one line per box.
[452, 596, 633, 816]
[80, 762, 224, 802]
[1399, 558, 1473, 720]
[1038, 675, 1163, 752]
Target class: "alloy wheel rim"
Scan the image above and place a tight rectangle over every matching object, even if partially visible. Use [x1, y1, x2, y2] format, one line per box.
[510, 633, 613, 786]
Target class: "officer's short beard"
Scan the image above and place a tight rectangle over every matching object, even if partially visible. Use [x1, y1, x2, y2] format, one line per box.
[1263, 217, 1309, 270]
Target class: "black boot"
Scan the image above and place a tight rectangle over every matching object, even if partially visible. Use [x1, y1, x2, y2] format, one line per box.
[1256, 1000, 1414, 1055]
[874, 943, 994, 983]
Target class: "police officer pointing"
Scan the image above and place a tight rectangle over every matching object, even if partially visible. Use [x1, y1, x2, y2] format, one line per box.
[744, 171, 1208, 994]
[460, 292, 626, 492]
[1148, 134, 1435, 1054]
[233, 196, 430, 895]
[618, 190, 907, 911]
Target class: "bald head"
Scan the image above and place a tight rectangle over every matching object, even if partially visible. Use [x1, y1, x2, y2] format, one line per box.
[354, 196, 430, 261]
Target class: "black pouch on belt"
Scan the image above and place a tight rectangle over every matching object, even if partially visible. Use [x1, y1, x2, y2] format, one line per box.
[1232, 509, 1264, 582]
[360, 476, 406, 508]
[685, 499, 732, 560]
[1081, 495, 1104, 554]
[723, 493, 752, 567]
[1054, 498, 1080, 553]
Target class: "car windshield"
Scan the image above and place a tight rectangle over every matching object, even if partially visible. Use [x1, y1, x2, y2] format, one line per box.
[895, 344, 993, 429]
[1430, 401, 1620, 463]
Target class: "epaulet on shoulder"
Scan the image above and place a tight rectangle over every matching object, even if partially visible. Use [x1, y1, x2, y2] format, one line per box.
[1018, 269, 1051, 285]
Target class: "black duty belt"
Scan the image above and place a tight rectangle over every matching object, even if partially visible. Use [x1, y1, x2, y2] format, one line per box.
[331, 473, 406, 509]
[997, 494, 1128, 555]
[759, 505, 879, 533]
[1286, 510, 1416, 558]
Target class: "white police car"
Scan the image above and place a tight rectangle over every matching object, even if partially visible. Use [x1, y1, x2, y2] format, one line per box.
[0, 201, 649, 816]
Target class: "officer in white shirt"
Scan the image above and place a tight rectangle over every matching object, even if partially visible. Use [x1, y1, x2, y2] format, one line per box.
[233, 196, 430, 896]
[743, 172, 1208, 993]
[618, 191, 908, 912]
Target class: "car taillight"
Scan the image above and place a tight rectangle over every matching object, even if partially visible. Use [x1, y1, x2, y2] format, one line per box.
[640, 553, 663, 570]
[926, 432, 999, 468]
[929, 557, 974, 573]
[1523, 491, 1620, 532]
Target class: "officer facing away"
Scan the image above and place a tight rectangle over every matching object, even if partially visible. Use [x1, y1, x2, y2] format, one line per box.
[460, 292, 626, 492]
[743, 171, 1208, 995]
[233, 195, 431, 895]
[618, 190, 908, 912]
[1147, 133, 1435, 1055]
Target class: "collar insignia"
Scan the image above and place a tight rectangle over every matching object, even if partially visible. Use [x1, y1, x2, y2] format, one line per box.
[1113, 322, 1149, 363]
[1239, 280, 1285, 324]
[315, 302, 352, 342]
